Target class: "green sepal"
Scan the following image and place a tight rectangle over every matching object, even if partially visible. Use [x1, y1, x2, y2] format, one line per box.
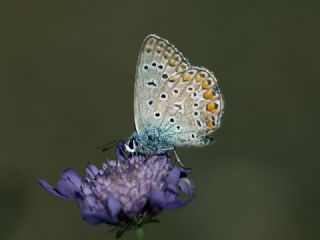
[111, 217, 160, 239]
[134, 226, 144, 240]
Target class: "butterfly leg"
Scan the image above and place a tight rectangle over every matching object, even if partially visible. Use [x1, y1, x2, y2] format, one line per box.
[173, 148, 184, 166]
[160, 148, 184, 166]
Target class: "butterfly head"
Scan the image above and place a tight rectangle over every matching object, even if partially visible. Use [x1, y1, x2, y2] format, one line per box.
[124, 137, 138, 153]
[124, 133, 151, 154]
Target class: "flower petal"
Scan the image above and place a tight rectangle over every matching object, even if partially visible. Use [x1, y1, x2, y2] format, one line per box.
[164, 198, 193, 209]
[56, 179, 78, 199]
[81, 211, 109, 224]
[46, 168, 82, 199]
[86, 163, 98, 178]
[166, 183, 178, 194]
[60, 168, 82, 190]
[178, 178, 195, 196]
[106, 196, 121, 219]
[179, 167, 192, 178]
[166, 167, 181, 185]
[150, 189, 166, 208]
[37, 179, 70, 199]
[77, 196, 114, 224]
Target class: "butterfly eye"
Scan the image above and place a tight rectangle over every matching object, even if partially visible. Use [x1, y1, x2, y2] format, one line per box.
[125, 139, 137, 153]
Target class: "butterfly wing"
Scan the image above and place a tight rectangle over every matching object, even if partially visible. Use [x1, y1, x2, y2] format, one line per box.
[134, 34, 224, 148]
[154, 67, 224, 147]
[134, 34, 190, 133]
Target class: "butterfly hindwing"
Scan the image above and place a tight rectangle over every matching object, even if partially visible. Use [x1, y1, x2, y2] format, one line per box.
[150, 67, 224, 147]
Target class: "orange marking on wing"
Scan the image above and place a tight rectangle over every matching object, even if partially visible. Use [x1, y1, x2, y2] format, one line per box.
[206, 102, 217, 113]
[202, 77, 214, 89]
[206, 117, 215, 129]
[183, 73, 191, 81]
[202, 81, 210, 89]
[195, 74, 204, 82]
[203, 90, 214, 100]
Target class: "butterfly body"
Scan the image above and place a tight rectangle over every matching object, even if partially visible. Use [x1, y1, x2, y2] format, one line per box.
[128, 126, 174, 154]
[124, 34, 224, 154]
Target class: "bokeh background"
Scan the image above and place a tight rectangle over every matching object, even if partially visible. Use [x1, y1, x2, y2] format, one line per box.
[1, 0, 319, 239]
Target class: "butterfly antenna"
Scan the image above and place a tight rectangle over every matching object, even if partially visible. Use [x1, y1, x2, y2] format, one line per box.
[173, 148, 184, 166]
[98, 139, 118, 152]
[120, 145, 128, 158]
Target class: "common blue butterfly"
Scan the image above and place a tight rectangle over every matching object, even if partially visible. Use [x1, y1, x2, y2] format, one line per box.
[124, 34, 224, 155]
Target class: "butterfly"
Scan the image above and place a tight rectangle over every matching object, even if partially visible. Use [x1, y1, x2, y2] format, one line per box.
[123, 34, 224, 155]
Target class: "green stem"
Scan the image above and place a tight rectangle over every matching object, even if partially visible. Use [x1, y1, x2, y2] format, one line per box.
[134, 227, 144, 240]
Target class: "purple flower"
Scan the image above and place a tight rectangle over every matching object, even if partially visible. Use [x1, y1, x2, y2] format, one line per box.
[37, 145, 194, 228]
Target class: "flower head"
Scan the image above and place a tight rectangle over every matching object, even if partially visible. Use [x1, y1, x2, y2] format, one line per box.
[38, 144, 194, 228]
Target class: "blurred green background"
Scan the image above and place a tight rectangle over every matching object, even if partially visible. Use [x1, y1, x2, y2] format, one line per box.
[0, 0, 319, 239]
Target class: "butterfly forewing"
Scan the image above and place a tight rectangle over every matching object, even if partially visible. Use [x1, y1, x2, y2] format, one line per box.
[134, 34, 190, 133]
